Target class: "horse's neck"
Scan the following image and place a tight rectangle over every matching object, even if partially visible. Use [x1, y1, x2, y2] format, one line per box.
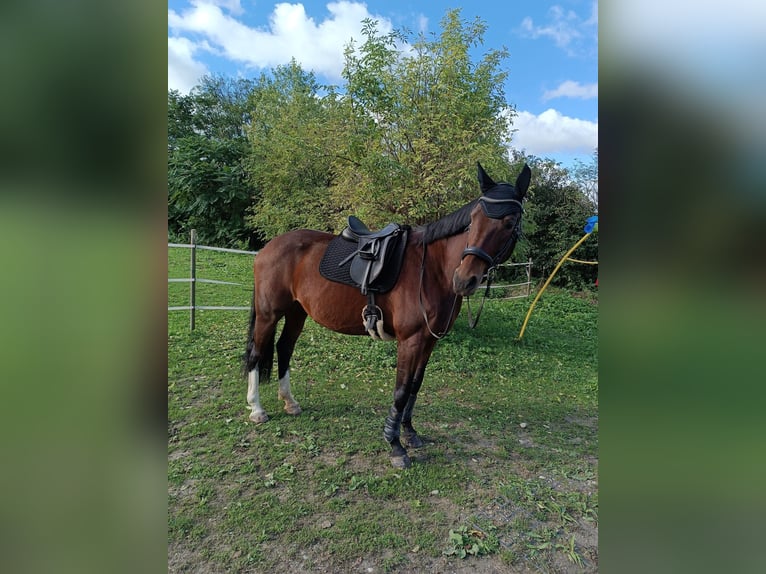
[423, 230, 468, 289]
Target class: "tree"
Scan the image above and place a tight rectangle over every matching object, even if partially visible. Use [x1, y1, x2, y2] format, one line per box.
[168, 76, 257, 247]
[245, 61, 340, 240]
[243, 10, 518, 240]
[572, 148, 598, 210]
[332, 10, 514, 229]
[516, 152, 598, 289]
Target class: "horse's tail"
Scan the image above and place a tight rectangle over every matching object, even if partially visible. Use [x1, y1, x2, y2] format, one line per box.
[243, 288, 274, 382]
[243, 289, 257, 376]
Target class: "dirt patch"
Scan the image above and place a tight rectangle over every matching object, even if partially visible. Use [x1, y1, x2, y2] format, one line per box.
[168, 544, 225, 574]
[564, 415, 598, 429]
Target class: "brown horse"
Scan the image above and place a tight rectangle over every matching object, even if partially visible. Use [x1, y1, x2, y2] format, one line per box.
[244, 162, 530, 468]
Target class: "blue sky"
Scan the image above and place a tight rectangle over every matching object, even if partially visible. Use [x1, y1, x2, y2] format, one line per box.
[168, 0, 598, 168]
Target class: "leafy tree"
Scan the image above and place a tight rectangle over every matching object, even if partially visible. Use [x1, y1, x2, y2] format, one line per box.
[168, 89, 196, 145]
[168, 76, 256, 247]
[572, 148, 598, 210]
[515, 152, 598, 289]
[168, 136, 252, 246]
[245, 60, 341, 240]
[243, 10, 516, 239]
[332, 10, 513, 229]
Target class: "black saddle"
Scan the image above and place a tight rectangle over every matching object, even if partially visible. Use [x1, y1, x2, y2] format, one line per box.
[319, 216, 409, 295]
[342, 216, 401, 241]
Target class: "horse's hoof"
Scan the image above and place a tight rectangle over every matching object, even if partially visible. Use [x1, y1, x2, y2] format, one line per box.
[402, 433, 424, 449]
[390, 454, 412, 469]
[284, 404, 302, 416]
[249, 412, 269, 424]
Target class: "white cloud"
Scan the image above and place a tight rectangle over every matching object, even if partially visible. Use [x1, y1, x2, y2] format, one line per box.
[168, 36, 210, 93]
[542, 81, 598, 101]
[520, 2, 597, 55]
[521, 7, 581, 49]
[168, 1, 393, 93]
[511, 109, 597, 156]
[211, 0, 244, 16]
[416, 14, 429, 34]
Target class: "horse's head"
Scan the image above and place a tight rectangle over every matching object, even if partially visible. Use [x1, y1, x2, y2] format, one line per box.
[452, 162, 531, 296]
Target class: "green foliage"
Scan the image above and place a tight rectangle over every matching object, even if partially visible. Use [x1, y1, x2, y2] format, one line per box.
[332, 10, 513, 229]
[515, 151, 598, 289]
[572, 148, 598, 209]
[244, 61, 339, 239]
[168, 76, 257, 247]
[168, 135, 252, 246]
[444, 525, 499, 558]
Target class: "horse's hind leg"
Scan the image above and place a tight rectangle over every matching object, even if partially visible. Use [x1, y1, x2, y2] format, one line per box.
[276, 303, 307, 416]
[246, 311, 278, 424]
[247, 368, 268, 423]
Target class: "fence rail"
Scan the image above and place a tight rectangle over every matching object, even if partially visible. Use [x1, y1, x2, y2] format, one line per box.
[168, 278, 244, 286]
[168, 306, 251, 311]
[168, 242, 257, 256]
[169, 230, 532, 329]
[487, 259, 533, 299]
[168, 230, 259, 329]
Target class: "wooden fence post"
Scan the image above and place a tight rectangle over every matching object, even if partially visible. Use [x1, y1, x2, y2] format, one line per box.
[526, 257, 532, 297]
[190, 229, 197, 331]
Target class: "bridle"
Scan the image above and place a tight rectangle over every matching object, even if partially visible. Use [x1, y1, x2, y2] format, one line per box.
[459, 196, 524, 328]
[461, 197, 524, 272]
[418, 195, 525, 338]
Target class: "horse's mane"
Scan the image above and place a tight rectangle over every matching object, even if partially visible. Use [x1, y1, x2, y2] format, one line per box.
[418, 199, 479, 244]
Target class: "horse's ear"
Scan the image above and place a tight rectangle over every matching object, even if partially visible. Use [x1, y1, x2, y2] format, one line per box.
[515, 164, 531, 199]
[477, 162, 496, 193]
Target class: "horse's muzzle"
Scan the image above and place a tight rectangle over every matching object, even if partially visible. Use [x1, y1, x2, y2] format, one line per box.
[452, 270, 480, 296]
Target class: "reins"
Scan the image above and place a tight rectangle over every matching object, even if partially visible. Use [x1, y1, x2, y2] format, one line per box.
[417, 231, 505, 338]
[464, 266, 496, 329]
[418, 238, 460, 340]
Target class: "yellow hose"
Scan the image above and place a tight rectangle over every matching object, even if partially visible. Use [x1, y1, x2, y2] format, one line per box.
[517, 231, 595, 340]
[565, 258, 598, 265]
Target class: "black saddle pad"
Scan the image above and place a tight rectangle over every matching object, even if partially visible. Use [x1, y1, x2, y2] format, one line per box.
[319, 229, 409, 294]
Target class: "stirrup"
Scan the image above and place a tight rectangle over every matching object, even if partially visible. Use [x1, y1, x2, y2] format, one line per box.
[362, 303, 394, 341]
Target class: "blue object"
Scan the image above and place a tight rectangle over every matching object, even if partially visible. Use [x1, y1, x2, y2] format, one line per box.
[584, 215, 598, 234]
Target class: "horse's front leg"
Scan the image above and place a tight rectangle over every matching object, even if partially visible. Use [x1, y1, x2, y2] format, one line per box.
[384, 338, 435, 468]
[400, 366, 426, 449]
[384, 400, 410, 469]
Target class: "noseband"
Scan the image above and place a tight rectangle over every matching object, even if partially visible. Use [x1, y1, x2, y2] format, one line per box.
[461, 197, 524, 272]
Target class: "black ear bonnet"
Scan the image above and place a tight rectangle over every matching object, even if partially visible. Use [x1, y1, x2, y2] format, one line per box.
[478, 184, 524, 219]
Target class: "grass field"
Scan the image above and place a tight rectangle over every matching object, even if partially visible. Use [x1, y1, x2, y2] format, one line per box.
[168, 247, 598, 573]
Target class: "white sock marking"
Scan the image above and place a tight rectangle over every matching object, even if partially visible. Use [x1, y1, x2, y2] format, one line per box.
[278, 369, 301, 415]
[247, 368, 267, 422]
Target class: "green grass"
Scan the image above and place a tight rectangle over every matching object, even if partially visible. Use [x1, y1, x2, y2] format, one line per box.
[168, 247, 598, 572]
